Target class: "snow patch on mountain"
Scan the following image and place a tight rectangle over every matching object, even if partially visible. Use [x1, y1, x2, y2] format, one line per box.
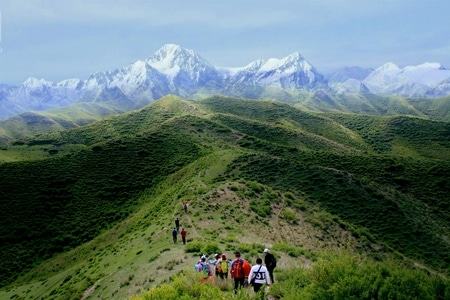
[330, 78, 370, 94]
[363, 62, 450, 96]
[402, 62, 450, 86]
[23, 77, 53, 88]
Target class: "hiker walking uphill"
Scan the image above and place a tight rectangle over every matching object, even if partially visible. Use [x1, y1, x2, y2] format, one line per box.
[263, 248, 276, 283]
[180, 227, 187, 245]
[208, 254, 220, 277]
[249, 257, 271, 298]
[172, 228, 178, 244]
[243, 259, 252, 287]
[197, 255, 213, 284]
[230, 251, 246, 293]
[175, 218, 180, 232]
[217, 253, 229, 279]
[182, 200, 189, 214]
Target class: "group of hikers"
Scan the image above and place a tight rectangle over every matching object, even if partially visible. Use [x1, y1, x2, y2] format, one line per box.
[171, 201, 189, 244]
[172, 218, 187, 244]
[194, 248, 277, 296]
[171, 204, 278, 297]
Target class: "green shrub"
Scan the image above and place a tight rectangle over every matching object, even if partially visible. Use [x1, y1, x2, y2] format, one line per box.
[236, 243, 265, 255]
[201, 243, 221, 257]
[269, 251, 450, 300]
[131, 271, 233, 300]
[272, 243, 304, 258]
[280, 208, 297, 224]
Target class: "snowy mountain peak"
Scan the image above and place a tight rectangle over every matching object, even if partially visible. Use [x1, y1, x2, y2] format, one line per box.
[57, 78, 83, 89]
[258, 52, 310, 73]
[284, 51, 304, 63]
[23, 77, 53, 88]
[228, 52, 325, 90]
[376, 62, 400, 72]
[147, 44, 214, 73]
[155, 43, 198, 59]
[125, 60, 154, 78]
[364, 61, 450, 95]
[145, 44, 219, 88]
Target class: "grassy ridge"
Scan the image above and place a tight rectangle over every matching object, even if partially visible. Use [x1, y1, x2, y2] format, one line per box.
[1, 93, 450, 145]
[0, 121, 207, 286]
[0, 95, 449, 298]
[0, 102, 127, 145]
[224, 152, 450, 272]
[327, 113, 450, 159]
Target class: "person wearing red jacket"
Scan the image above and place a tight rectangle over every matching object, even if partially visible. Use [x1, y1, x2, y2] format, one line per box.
[230, 251, 246, 293]
[180, 227, 187, 245]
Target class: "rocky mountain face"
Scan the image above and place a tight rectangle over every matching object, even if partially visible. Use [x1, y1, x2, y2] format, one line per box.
[1, 44, 449, 119]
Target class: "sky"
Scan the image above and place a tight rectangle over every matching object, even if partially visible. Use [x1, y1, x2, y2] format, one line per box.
[0, 0, 449, 84]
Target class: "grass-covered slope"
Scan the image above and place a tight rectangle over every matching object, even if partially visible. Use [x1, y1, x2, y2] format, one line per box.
[327, 113, 450, 159]
[0, 102, 127, 145]
[0, 95, 449, 299]
[2, 93, 450, 146]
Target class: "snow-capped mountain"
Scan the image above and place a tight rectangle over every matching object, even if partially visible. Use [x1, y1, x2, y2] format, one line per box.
[1, 44, 450, 120]
[432, 76, 450, 97]
[145, 44, 221, 93]
[363, 62, 450, 97]
[82, 60, 170, 102]
[0, 77, 86, 119]
[327, 63, 450, 97]
[224, 52, 327, 90]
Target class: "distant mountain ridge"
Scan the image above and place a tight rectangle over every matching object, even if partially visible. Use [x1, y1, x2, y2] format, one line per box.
[1, 44, 449, 119]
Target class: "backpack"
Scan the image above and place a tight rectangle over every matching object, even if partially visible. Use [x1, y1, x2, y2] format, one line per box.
[219, 260, 228, 273]
[198, 262, 211, 276]
[242, 260, 251, 277]
[231, 258, 244, 278]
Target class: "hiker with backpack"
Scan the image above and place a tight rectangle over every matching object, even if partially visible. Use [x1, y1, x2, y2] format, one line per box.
[208, 254, 220, 277]
[230, 251, 246, 293]
[249, 257, 271, 297]
[263, 248, 277, 283]
[243, 259, 252, 287]
[197, 255, 213, 284]
[194, 259, 201, 271]
[216, 253, 229, 279]
[182, 200, 188, 214]
[171, 228, 178, 244]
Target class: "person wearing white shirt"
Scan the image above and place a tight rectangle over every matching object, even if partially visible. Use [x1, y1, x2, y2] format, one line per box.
[248, 257, 271, 295]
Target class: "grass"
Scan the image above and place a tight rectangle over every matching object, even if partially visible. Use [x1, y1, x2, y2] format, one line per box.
[0, 95, 448, 299]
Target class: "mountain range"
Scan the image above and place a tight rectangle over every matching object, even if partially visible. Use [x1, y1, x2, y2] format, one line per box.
[1, 44, 450, 120]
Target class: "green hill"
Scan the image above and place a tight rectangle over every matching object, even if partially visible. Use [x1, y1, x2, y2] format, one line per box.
[0, 95, 449, 299]
[1, 93, 450, 147]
